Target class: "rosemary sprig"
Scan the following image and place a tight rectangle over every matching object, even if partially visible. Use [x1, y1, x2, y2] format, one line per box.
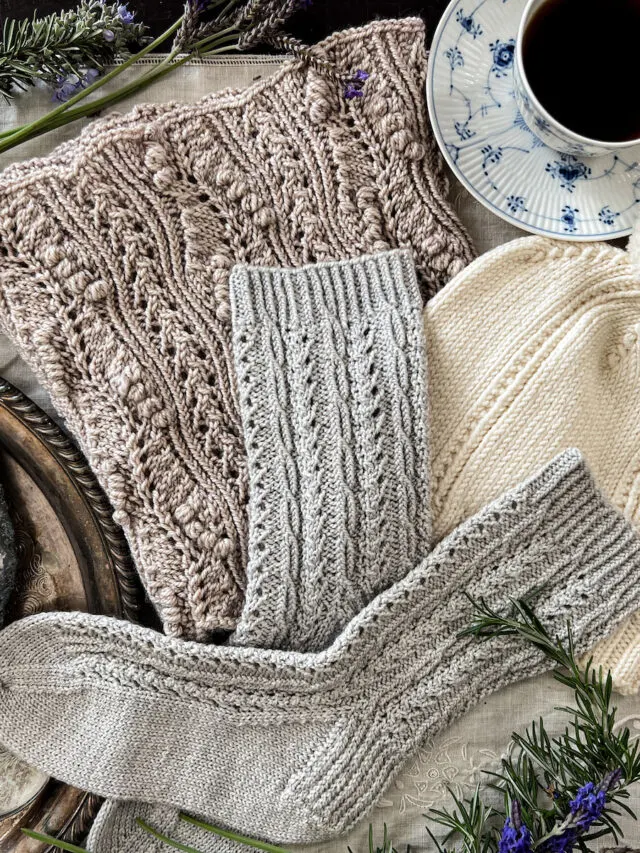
[0, 0, 320, 156]
[0, 1, 147, 100]
[428, 598, 640, 853]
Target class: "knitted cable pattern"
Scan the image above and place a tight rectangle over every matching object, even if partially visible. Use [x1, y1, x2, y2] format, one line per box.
[1, 450, 639, 844]
[230, 251, 430, 651]
[425, 233, 640, 693]
[0, 18, 474, 640]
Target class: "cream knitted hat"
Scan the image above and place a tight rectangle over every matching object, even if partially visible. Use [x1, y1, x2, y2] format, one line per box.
[425, 221, 640, 694]
[0, 18, 473, 641]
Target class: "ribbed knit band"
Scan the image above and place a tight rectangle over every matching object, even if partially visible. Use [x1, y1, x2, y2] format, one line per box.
[425, 234, 640, 693]
[230, 250, 430, 652]
[0, 18, 473, 640]
[0, 482, 16, 628]
[1, 451, 639, 845]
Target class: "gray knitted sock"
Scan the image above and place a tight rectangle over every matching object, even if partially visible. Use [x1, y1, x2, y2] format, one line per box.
[230, 250, 430, 652]
[86, 249, 432, 852]
[1, 450, 640, 846]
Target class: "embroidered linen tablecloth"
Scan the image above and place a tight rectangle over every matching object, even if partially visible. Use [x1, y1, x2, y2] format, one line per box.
[0, 57, 637, 852]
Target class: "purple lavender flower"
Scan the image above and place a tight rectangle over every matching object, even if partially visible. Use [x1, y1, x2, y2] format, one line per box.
[102, 28, 115, 42]
[568, 781, 607, 830]
[83, 68, 101, 86]
[540, 831, 577, 853]
[53, 74, 81, 102]
[53, 68, 101, 102]
[343, 69, 370, 100]
[602, 768, 624, 791]
[117, 4, 135, 23]
[498, 818, 532, 853]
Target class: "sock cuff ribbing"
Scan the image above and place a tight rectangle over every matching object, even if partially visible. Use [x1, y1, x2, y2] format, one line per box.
[229, 250, 421, 330]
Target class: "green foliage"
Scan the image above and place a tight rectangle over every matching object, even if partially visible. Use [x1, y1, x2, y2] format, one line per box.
[0, 1, 147, 99]
[426, 598, 640, 852]
[348, 823, 402, 853]
[0, 0, 313, 154]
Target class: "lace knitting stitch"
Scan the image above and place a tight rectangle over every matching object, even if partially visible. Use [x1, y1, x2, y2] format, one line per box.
[230, 251, 431, 651]
[1, 450, 639, 844]
[0, 18, 473, 640]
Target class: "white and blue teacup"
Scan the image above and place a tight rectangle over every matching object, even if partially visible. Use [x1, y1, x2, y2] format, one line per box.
[513, 0, 640, 157]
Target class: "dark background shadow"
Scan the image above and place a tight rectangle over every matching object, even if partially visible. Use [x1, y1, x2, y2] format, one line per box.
[0, 1, 448, 47]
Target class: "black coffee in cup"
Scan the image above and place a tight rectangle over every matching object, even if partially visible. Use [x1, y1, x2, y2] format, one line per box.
[522, 0, 640, 143]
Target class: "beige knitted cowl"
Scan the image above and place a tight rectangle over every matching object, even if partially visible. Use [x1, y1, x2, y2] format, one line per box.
[0, 18, 474, 640]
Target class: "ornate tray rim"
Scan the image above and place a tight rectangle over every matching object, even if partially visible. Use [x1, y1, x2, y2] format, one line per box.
[0, 378, 143, 850]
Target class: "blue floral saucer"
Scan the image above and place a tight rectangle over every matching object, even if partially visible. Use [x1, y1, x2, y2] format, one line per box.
[426, 0, 640, 239]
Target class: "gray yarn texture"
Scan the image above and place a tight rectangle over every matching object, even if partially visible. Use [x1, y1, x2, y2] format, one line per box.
[0, 451, 639, 846]
[230, 250, 431, 652]
[87, 251, 431, 852]
[1, 255, 640, 851]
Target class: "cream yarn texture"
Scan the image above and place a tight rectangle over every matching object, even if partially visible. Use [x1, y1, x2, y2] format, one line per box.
[426, 228, 640, 693]
[0, 18, 473, 641]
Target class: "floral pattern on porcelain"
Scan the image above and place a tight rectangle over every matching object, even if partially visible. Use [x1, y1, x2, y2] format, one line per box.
[490, 39, 515, 76]
[545, 155, 591, 191]
[427, 0, 640, 239]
